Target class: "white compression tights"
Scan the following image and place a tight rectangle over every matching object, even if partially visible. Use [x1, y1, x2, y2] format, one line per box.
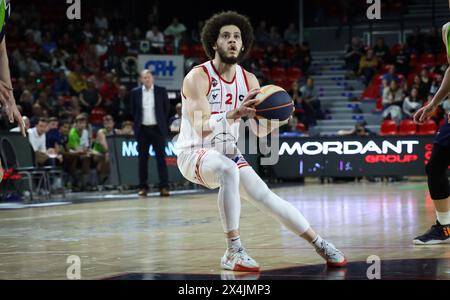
[200, 151, 310, 235]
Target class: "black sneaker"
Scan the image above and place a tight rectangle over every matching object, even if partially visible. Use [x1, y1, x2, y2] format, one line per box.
[413, 221, 450, 245]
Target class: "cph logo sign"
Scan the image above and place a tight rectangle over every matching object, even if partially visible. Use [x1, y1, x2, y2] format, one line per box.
[144, 60, 176, 77]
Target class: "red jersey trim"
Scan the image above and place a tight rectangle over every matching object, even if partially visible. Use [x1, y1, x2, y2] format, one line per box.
[241, 67, 250, 92]
[210, 61, 236, 84]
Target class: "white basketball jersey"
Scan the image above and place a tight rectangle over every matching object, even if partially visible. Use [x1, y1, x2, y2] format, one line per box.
[176, 60, 250, 153]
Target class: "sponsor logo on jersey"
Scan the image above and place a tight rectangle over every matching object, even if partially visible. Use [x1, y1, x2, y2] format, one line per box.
[211, 77, 218, 87]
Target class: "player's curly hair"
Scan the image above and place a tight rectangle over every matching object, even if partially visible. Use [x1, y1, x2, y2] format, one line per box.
[201, 11, 254, 61]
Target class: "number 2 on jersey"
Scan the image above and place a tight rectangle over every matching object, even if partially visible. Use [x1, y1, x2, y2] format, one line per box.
[225, 93, 233, 105]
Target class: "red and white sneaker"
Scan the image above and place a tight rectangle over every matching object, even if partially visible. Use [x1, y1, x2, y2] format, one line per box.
[220, 247, 260, 272]
[314, 240, 347, 268]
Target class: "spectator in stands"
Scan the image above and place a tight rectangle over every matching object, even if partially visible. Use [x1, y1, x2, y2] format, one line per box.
[50, 48, 70, 71]
[67, 64, 88, 95]
[406, 27, 425, 56]
[382, 80, 404, 123]
[94, 10, 109, 30]
[111, 85, 131, 125]
[67, 114, 92, 191]
[92, 115, 118, 185]
[100, 73, 119, 104]
[262, 45, 278, 68]
[268, 26, 283, 47]
[28, 117, 60, 166]
[373, 37, 391, 64]
[41, 32, 57, 55]
[381, 65, 400, 93]
[300, 42, 312, 74]
[393, 44, 410, 76]
[36, 91, 53, 116]
[53, 69, 70, 97]
[443, 98, 450, 115]
[337, 121, 373, 137]
[255, 21, 270, 46]
[169, 103, 182, 133]
[23, 51, 41, 75]
[358, 48, 379, 86]
[95, 37, 109, 59]
[425, 26, 441, 55]
[190, 21, 204, 44]
[10, 116, 30, 133]
[418, 68, 431, 100]
[164, 17, 186, 51]
[345, 36, 364, 75]
[146, 25, 165, 54]
[46, 117, 63, 153]
[119, 120, 134, 136]
[18, 90, 34, 118]
[283, 23, 299, 46]
[289, 81, 309, 129]
[430, 73, 444, 96]
[300, 77, 323, 124]
[403, 88, 422, 119]
[79, 77, 102, 114]
[30, 103, 45, 128]
[82, 23, 94, 41]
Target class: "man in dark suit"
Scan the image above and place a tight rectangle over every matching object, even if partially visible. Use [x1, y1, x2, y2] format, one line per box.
[131, 70, 170, 197]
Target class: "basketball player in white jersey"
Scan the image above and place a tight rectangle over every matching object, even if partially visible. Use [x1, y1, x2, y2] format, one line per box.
[176, 11, 347, 271]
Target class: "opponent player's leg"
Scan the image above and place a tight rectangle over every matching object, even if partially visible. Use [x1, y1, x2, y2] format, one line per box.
[179, 149, 259, 271]
[239, 166, 347, 267]
[414, 143, 450, 245]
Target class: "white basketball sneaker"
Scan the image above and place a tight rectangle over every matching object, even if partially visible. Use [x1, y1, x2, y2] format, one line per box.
[220, 247, 260, 272]
[314, 239, 347, 268]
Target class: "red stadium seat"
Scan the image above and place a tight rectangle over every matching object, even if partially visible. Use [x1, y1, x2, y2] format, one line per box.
[191, 44, 205, 59]
[272, 77, 289, 90]
[287, 67, 303, 81]
[286, 46, 296, 60]
[419, 53, 435, 67]
[260, 66, 271, 79]
[437, 52, 448, 65]
[251, 47, 264, 60]
[296, 122, 306, 132]
[179, 43, 190, 57]
[409, 54, 418, 68]
[380, 119, 398, 136]
[418, 120, 438, 135]
[407, 72, 417, 87]
[89, 107, 107, 126]
[390, 44, 401, 56]
[270, 66, 287, 80]
[398, 119, 417, 135]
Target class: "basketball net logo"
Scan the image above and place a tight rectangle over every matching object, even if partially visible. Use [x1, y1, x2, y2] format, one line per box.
[366, 0, 381, 20]
[66, 0, 81, 20]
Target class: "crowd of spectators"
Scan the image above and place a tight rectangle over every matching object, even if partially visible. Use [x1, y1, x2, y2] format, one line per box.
[347, 31, 449, 127]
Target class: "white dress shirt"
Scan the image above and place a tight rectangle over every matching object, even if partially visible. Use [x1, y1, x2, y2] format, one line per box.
[27, 127, 46, 152]
[142, 85, 157, 125]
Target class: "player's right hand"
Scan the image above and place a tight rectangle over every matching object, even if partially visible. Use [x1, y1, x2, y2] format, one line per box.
[0, 80, 12, 105]
[229, 88, 260, 119]
[413, 103, 436, 125]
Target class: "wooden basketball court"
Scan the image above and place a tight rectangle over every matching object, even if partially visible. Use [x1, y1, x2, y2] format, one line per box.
[0, 181, 449, 280]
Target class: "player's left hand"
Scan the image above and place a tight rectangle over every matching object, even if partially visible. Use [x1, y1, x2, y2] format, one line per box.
[10, 101, 26, 137]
